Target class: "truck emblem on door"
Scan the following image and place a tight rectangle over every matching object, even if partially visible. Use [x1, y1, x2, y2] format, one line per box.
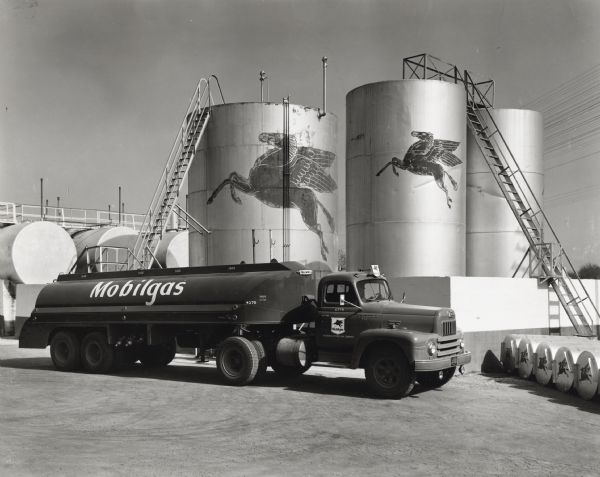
[331, 317, 345, 335]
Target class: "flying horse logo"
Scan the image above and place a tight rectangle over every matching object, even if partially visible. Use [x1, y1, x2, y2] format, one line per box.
[376, 131, 462, 208]
[207, 132, 337, 260]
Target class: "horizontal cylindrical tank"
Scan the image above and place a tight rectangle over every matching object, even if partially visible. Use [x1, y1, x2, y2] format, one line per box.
[575, 350, 600, 400]
[0, 222, 76, 284]
[467, 109, 543, 277]
[72, 226, 136, 272]
[154, 231, 189, 268]
[501, 334, 529, 373]
[188, 102, 339, 270]
[516, 335, 585, 380]
[346, 80, 466, 277]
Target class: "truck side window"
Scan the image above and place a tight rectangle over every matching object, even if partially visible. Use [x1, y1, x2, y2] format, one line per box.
[324, 282, 358, 306]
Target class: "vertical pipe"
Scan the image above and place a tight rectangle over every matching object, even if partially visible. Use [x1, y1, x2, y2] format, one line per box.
[260, 70, 266, 102]
[118, 186, 122, 225]
[108, 204, 111, 222]
[318, 57, 327, 118]
[252, 229, 257, 264]
[40, 178, 44, 220]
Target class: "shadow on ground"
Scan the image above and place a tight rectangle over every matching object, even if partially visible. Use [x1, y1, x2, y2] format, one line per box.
[0, 355, 440, 400]
[482, 372, 600, 415]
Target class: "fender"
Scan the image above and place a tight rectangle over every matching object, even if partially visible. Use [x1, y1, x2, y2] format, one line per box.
[350, 328, 438, 369]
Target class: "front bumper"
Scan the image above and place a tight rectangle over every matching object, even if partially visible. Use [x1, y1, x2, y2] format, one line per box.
[414, 351, 471, 372]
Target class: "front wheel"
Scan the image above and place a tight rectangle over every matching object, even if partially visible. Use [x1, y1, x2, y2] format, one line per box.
[417, 367, 456, 388]
[217, 336, 259, 385]
[364, 346, 414, 399]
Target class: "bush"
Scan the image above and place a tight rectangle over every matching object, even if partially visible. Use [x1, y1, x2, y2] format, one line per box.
[577, 263, 600, 279]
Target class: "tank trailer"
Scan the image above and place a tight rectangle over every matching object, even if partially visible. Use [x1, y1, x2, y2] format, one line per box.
[19, 262, 471, 398]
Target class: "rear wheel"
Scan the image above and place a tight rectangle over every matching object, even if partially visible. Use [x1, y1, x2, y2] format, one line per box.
[50, 330, 81, 371]
[417, 367, 456, 388]
[139, 340, 176, 368]
[217, 336, 259, 385]
[365, 346, 414, 399]
[81, 331, 114, 373]
[250, 340, 268, 380]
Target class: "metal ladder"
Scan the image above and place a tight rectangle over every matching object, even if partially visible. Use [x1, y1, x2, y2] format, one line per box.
[463, 70, 598, 337]
[130, 76, 224, 269]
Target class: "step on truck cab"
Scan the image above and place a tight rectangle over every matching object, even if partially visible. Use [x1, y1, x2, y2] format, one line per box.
[19, 262, 471, 399]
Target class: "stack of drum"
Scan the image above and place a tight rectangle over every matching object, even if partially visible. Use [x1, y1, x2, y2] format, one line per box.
[501, 334, 600, 400]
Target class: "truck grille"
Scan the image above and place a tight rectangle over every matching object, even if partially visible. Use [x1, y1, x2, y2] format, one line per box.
[442, 320, 456, 336]
[437, 336, 460, 357]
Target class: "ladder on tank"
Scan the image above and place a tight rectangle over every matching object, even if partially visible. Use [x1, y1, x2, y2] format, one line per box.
[403, 54, 600, 337]
[463, 71, 598, 337]
[129, 76, 224, 269]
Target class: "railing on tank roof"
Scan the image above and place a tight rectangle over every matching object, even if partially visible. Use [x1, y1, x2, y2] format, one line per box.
[403, 53, 495, 107]
[6, 203, 146, 230]
[70, 245, 144, 274]
[0, 202, 17, 225]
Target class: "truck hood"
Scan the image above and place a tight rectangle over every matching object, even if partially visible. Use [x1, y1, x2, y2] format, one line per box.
[360, 300, 447, 334]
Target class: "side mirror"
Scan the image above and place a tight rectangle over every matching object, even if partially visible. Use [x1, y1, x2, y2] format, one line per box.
[339, 293, 345, 307]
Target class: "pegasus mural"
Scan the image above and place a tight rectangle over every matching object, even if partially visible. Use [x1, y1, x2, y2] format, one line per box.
[377, 130, 462, 208]
[207, 131, 337, 260]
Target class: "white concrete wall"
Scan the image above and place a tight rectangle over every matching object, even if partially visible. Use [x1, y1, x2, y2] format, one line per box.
[388, 276, 549, 333]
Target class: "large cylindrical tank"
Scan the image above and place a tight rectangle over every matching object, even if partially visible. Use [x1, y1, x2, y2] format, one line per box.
[154, 231, 189, 268]
[466, 109, 543, 277]
[346, 80, 466, 277]
[188, 102, 339, 270]
[0, 222, 76, 284]
[72, 226, 137, 272]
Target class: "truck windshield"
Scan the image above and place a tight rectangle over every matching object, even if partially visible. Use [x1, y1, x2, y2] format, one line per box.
[357, 279, 392, 302]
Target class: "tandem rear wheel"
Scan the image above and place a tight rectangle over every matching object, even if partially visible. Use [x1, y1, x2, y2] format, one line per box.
[81, 331, 115, 373]
[50, 330, 81, 371]
[217, 336, 260, 385]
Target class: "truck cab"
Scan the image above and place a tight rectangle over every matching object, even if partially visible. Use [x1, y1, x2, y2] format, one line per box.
[312, 266, 471, 397]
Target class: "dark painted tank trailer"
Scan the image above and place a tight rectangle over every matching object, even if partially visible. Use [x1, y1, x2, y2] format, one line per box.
[19, 262, 471, 398]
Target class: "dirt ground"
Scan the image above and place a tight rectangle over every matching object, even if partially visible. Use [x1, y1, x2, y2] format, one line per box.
[1, 338, 600, 476]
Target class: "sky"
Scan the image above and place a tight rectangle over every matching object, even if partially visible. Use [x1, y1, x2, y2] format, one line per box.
[1, 0, 600, 215]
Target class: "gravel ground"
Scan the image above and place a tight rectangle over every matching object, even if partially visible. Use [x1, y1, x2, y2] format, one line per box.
[1, 338, 600, 476]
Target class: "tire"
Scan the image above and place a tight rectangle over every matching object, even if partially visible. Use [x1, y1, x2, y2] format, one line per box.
[417, 367, 456, 389]
[250, 340, 268, 380]
[81, 331, 115, 373]
[217, 336, 259, 385]
[139, 340, 176, 368]
[364, 345, 415, 399]
[50, 330, 81, 371]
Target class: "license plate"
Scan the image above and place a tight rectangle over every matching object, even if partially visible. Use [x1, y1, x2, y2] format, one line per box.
[451, 357, 457, 366]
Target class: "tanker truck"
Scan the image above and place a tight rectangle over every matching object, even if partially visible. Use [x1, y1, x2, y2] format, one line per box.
[19, 261, 471, 398]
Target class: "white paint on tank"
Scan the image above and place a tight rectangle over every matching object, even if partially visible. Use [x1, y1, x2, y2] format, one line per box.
[0, 221, 76, 284]
[155, 231, 189, 268]
[466, 109, 543, 277]
[346, 80, 466, 277]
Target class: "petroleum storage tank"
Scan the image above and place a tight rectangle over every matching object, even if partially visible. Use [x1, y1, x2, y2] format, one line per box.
[154, 231, 189, 268]
[575, 350, 600, 400]
[0, 222, 76, 284]
[346, 80, 466, 277]
[466, 109, 543, 277]
[72, 226, 136, 272]
[188, 102, 339, 270]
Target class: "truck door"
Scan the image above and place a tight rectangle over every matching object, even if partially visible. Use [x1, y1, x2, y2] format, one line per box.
[316, 281, 363, 352]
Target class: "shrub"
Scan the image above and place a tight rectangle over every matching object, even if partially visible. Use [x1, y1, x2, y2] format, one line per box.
[577, 263, 600, 279]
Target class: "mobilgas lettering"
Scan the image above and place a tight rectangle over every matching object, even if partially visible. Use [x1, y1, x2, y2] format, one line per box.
[119, 280, 134, 297]
[90, 281, 113, 298]
[145, 282, 162, 306]
[174, 282, 186, 296]
[88, 279, 187, 304]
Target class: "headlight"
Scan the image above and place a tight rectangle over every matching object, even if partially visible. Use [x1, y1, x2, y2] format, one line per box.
[426, 340, 437, 356]
[459, 339, 465, 349]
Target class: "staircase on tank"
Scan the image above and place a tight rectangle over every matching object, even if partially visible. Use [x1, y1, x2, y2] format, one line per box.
[403, 54, 600, 337]
[130, 76, 224, 269]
